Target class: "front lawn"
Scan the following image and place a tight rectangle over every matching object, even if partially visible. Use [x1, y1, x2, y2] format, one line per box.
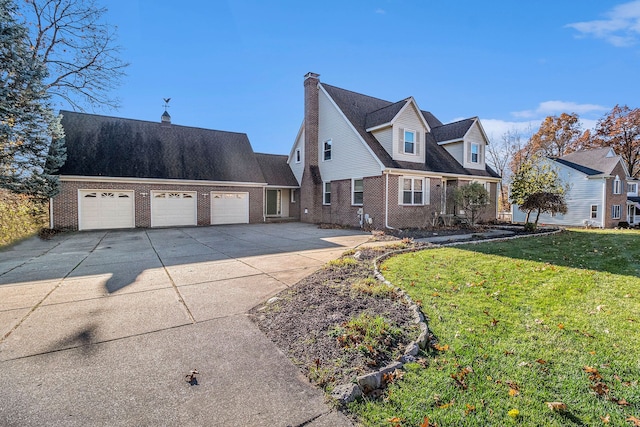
[350, 229, 640, 426]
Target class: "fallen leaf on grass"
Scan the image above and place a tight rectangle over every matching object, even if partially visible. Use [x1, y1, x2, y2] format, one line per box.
[387, 416, 403, 426]
[627, 416, 640, 426]
[508, 388, 519, 397]
[536, 359, 547, 364]
[590, 382, 609, 396]
[557, 323, 565, 329]
[600, 414, 610, 423]
[464, 404, 475, 415]
[615, 398, 630, 406]
[433, 343, 449, 352]
[545, 402, 567, 412]
[420, 417, 437, 427]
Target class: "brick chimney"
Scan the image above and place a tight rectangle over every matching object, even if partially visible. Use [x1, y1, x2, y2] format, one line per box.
[300, 72, 323, 223]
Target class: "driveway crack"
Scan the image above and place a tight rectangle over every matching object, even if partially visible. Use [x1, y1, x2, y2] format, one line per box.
[145, 230, 196, 324]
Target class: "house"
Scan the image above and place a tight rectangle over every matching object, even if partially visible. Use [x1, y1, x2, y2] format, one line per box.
[288, 72, 501, 230]
[50, 110, 298, 230]
[511, 148, 631, 228]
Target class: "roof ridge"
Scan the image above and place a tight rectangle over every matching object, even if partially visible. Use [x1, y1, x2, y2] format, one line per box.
[59, 110, 248, 136]
[432, 117, 476, 128]
[366, 99, 408, 115]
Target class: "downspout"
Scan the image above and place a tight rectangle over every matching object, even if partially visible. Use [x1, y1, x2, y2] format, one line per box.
[600, 179, 607, 228]
[263, 187, 266, 223]
[49, 197, 54, 229]
[385, 171, 395, 230]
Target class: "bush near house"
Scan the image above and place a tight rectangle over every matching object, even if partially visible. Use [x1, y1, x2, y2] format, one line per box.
[351, 229, 640, 427]
[0, 189, 48, 247]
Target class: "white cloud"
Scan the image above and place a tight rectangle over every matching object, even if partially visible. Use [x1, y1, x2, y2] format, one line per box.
[477, 119, 540, 142]
[512, 100, 608, 119]
[566, 0, 640, 47]
[375, 8, 386, 14]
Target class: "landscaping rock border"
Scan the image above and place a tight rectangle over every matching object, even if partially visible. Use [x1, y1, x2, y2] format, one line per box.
[330, 227, 563, 405]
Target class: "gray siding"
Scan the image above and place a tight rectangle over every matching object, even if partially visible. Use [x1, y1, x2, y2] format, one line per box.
[289, 127, 305, 185]
[442, 141, 464, 165]
[463, 122, 486, 169]
[392, 103, 426, 164]
[318, 88, 382, 182]
[373, 127, 393, 156]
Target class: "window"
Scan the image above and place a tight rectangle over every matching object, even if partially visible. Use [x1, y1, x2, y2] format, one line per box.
[404, 130, 415, 154]
[612, 204, 621, 220]
[352, 179, 363, 205]
[628, 183, 637, 194]
[471, 143, 479, 163]
[323, 182, 331, 205]
[591, 205, 598, 219]
[613, 176, 621, 194]
[290, 189, 296, 203]
[323, 139, 332, 161]
[295, 148, 301, 163]
[401, 177, 424, 205]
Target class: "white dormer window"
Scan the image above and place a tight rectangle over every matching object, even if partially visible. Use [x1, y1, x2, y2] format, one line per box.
[404, 130, 415, 154]
[613, 176, 621, 194]
[471, 143, 479, 163]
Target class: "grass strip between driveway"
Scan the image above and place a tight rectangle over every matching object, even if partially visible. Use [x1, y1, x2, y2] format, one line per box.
[349, 229, 640, 427]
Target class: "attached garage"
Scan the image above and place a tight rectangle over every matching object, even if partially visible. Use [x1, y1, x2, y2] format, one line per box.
[79, 190, 135, 230]
[211, 192, 249, 225]
[151, 191, 197, 227]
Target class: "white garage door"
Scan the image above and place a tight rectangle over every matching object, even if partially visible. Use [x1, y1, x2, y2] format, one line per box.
[211, 192, 249, 225]
[151, 191, 197, 227]
[79, 190, 135, 230]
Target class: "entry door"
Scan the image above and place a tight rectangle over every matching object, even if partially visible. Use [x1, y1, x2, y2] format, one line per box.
[266, 190, 281, 216]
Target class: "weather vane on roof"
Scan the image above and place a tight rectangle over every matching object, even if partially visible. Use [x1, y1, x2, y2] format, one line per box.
[163, 97, 171, 111]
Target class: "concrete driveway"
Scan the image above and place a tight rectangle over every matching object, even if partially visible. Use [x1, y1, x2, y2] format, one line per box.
[0, 223, 372, 426]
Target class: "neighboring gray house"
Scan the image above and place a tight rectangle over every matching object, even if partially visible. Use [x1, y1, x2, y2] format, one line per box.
[51, 111, 297, 230]
[290, 72, 501, 229]
[511, 148, 631, 228]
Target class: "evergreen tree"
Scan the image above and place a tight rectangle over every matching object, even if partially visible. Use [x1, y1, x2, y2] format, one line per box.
[1, 0, 65, 199]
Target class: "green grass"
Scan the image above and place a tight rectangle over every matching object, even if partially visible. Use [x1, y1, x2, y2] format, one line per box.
[350, 229, 640, 426]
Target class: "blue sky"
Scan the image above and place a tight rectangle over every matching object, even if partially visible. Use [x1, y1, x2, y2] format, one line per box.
[65, 0, 640, 155]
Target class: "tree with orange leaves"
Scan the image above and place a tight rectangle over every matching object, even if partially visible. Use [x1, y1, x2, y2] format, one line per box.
[584, 105, 640, 178]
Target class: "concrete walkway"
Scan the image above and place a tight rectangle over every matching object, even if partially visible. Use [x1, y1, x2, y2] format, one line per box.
[0, 223, 372, 426]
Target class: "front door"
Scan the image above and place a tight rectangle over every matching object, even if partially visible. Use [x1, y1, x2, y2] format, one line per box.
[266, 190, 281, 216]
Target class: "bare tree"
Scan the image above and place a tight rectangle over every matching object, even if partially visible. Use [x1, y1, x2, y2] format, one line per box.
[487, 128, 526, 212]
[21, 0, 128, 110]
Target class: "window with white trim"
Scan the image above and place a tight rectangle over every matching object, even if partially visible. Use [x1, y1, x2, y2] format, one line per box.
[591, 205, 598, 219]
[471, 143, 479, 163]
[352, 179, 363, 205]
[404, 130, 415, 154]
[612, 204, 621, 220]
[295, 148, 301, 163]
[401, 177, 424, 205]
[627, 182, 637, 194]
[323, 139, 332, 161]
[613, 176, 621, 194]
[290, 189, 296, 203]
[323, 182, 331, 205]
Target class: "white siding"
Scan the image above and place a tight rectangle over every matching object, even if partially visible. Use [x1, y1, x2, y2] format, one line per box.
[318, 89, 382, 181]
[442, 141, 464, 165]
[511, 160, 606, 227]
[373, 127, 393, 156]
[463, 122, 486, 169]
[289, 127, 304, 185]
[392, 103, 426, 164]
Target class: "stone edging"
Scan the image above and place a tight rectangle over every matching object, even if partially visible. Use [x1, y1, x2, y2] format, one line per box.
[330, 227, 563, 405]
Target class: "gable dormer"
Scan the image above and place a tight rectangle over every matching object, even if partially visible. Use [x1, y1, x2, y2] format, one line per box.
[433, 117, 488, 170]
[365, 97, 430, 164]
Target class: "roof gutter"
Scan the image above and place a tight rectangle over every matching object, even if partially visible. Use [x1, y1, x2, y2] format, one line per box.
[58, 175, 268, 188]
[384, 168, 501, 182]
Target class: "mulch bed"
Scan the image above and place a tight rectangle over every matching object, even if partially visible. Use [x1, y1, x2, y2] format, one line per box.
[249, 245, 419, 389]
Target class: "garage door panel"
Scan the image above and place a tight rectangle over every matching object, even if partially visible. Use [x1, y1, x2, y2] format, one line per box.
[151, 192, 197, 227]
[211, 192, 249, 225]
[79, 191, 134, 230]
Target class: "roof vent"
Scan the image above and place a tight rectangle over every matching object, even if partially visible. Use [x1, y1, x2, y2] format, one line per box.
[161, 97, 171, 125]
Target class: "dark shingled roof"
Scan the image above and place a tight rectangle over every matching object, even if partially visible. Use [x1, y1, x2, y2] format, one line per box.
[552, 158, 603, 176]
[321, 84, 499, 178]
[364, 99, 408, 130]
[56, 111, 268, 183]
[255, 153, 299, 187]
[432, 118, 475, 143]
[559, 148, 621, 176]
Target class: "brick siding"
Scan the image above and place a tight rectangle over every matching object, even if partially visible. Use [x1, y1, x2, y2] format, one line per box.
[52, 180, 265, 230]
